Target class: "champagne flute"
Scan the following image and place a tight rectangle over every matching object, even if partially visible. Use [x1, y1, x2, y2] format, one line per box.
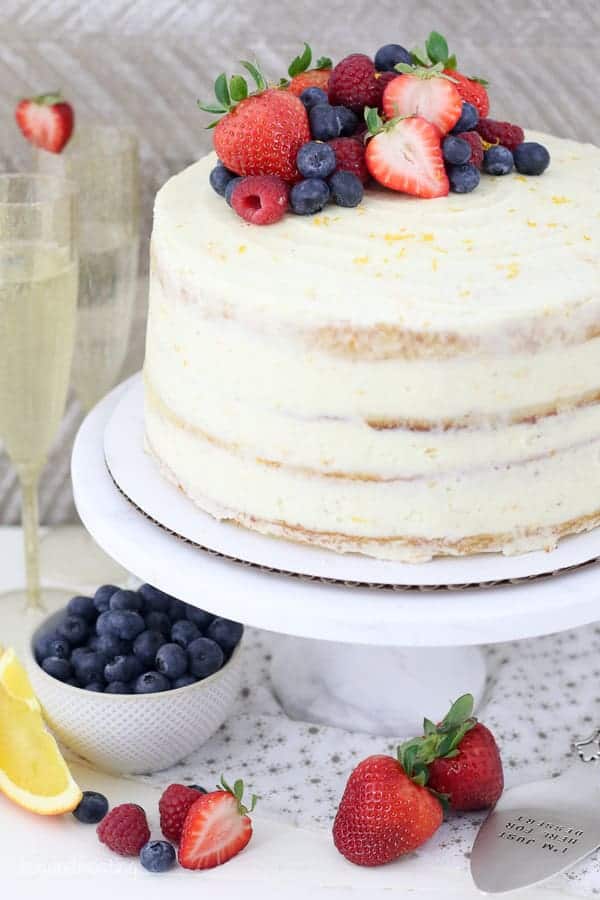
[0, 174, 78, 619]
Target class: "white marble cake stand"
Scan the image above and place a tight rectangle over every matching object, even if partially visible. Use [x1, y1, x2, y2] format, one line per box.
[71, 377, 600, 736]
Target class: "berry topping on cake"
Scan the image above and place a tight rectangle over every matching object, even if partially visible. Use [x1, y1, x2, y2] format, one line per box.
[476, 117, 525, 152]
[483, 145, 514, 175]
[209, 163, 236, 197]
[328, 53, 381, 112]
[442, 135, 472, 166]
[448, 162, 481, 193]
[374, 43, 412, 72]
[364, 108, 449, 198]
[443, 70, 490, 117]
[374, 71, 400, 112]
[286, 42, 332, 96]
[299, 86, 328, 110]
[382, 67, 462, 135]
[451, 100, 479, 134]
[328, 137, 369, 184]
[290, 177, 331, 215]
[97, 803, 150, 856]
[229, 174, 289, 225]
[297, 140, 337, 179]
[513, 141, 551, 175]
[460, 130, 484, 169]
[15, 92, 74, 153]
[328, 170, 364, 207]
[178, 777, 257, 870]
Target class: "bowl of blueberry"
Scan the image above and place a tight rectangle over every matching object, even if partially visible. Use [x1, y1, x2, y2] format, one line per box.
[26, 583, 244, 775]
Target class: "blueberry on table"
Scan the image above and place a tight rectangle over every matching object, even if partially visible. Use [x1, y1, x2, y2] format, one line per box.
[451, 101, 479, 134]
[328, 170, 364, 207]
[225, 176, 244, 207]
[133, 671, 171, 694]
[145, 611, 171, 636]
[442, 135, 471, 166]
[206, 617, 244, 654]
[104, 680, 133, 694]
[67, 595, 97, 622]
[156, 643, 188, 680]
[41, 656, 73, 682]
[48, 638, 71, 660]
[290, 178, 330, 215]
[185, 606, 214, 631]
[133, 630, 165, 668]
[109, 589, 144, 612]
[171, 619, 201, 649]
[448, 163, 481, 193]
[513, 141, 550, 175]
[57, 615, 89, 646]
[299, 86, 328, 110]
[483, 145, 514, 175]
[297, 141, 337, 179]
[374, 43, 412, 72]
[104, 610, 145, 641]
[173, 674, 197, 689]
[74, 651, 106, 686]
[309, 103, 343, 141]
[187, 637, 224, 679]
[138, 584, 174, 613]
[93, 584, 120, 613]
[209, 164, 236, 197]
[140, 840, 176, 873]
[73, 790, 109, 824]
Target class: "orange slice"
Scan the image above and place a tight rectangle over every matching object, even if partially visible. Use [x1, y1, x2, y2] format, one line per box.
[0, 647, 41, 712]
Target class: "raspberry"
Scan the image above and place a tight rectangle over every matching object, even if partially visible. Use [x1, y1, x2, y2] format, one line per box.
[476, 118, 524, 153]
[460, 131, 484, 169]
[328, 54, 380, 112]
[97, 803, 150, 856]
[374, 71, 398, 112]
[328, 138, 369, 184]
[159, 783, 204, 843]
[230, 175, 289, 225]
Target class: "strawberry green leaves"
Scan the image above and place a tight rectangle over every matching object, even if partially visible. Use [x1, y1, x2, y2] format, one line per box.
[288, 42, 332, 78]
[198, 62, 268, 126]
[219, 775, 258, 817]
[405, 31, 487, 84]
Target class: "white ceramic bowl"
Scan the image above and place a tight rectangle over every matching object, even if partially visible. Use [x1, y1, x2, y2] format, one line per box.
[26, 610, 243, 775]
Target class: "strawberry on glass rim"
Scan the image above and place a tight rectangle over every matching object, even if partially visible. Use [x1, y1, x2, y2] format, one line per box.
[15, 92, 74, 154]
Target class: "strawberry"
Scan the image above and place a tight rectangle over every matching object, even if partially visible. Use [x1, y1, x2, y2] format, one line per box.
[374, 71, 399, 112]
[15, 92, 74, 154]
[476, 118, 525, 153]
[159, 783, 204, 843]
[199, 64, 310, 183]
[398, 694, 504, 812]
[443, 70, 489, 117]
[328, 137, 369, 184]
[382, 69, 462, 136]
[328, 54, 381, 112]
[364, 109, 449, 199]
[286, 43, 332, 96]
[178, 777, 257, 870]
[333, 755, 443, 867]
[460, 130, 484, 169]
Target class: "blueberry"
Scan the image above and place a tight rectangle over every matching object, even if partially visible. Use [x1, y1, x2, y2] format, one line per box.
[290, 178, 330, 215]
[145, 611, 171, 635]
[41, 656, 73, 682]
[333, 106, 358, 137]
[328, 170, 364, 207]
[299, 86, 328, 110]
[138, 584, 174, 613]
[206, 617, 244, 654]
[104, 610, 146, 641]
[90, 633, 129, 660]
[133, 630, 165, 668]
[66, 677, 80, 687]
[93, 584, 119, 613]
[48, 638, 71, 660]
[74, 651, 106, 686]
[309, 103, 342, 141]
[483, 145, 514, 175]
[140, 840, 176, 873]
[297, 141, 336, 179]
[84, 681, 105, 692]
[171, 619, 201, 649]
[133, 671, 171, 694]
[173, 674, 198, 689]
[448, 163, 481, 193]
[374, 43, 412, 72]
[104, 654, 144, 683]
[185, 606, 214, 630]
[155, 643, 188, 680]
[187, 637, 224, 679]
[209, 164, 236, 197]
[169, 597, 187, 622]
[451, 101, 479, 134]
[442, 135, 471, 166]
[104, 681, 133, 694]
[109, 589, 144, 612]
[71, 646, 93, 667]
[33, 631, 58, 663]
[73, 790, 109, 824]
[95, 610, 114, 637]
[225, 176, 244, 207]
[67, 595, 97, 622]
[513, 141, 550, 175]
[57, 615, 89, 646]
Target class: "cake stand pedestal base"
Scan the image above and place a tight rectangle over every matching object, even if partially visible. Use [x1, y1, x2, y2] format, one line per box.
[270, 637, 487, 736]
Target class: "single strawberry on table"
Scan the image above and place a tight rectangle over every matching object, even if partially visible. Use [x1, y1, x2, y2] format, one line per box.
[178, 776, 257, 870]
[199, 63, 310, 183]
[15, 92, 74, 153]
[364, 107, 449, 198]
[286, 42, 332, 96]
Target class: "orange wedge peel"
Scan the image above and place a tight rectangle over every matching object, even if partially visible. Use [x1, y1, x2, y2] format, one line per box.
[0, 647, 82, 815]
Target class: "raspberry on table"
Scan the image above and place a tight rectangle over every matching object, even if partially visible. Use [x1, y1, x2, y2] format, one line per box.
[97, 803, 150, 856]
[159, 783, 205, 843]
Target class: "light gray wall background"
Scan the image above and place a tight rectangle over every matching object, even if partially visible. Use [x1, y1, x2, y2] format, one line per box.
[1, 0, 599, 523]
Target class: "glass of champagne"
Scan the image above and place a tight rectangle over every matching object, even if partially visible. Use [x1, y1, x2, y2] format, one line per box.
[0, 174, 78, 619]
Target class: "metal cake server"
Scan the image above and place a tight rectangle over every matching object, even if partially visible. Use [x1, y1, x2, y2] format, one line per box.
[471, 730, 600, 893]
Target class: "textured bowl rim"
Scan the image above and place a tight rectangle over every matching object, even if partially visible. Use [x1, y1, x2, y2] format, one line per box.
[27, 608, 243, 702]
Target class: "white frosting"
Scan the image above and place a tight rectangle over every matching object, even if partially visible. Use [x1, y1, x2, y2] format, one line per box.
[144, 132, 600, 561]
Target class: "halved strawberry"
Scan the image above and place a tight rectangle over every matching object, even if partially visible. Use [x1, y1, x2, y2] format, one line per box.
[365, 112, 448, 198]
[178, 777, 257, 870]
[383, 71, 462, 135]
[15, 92, 74, 154]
